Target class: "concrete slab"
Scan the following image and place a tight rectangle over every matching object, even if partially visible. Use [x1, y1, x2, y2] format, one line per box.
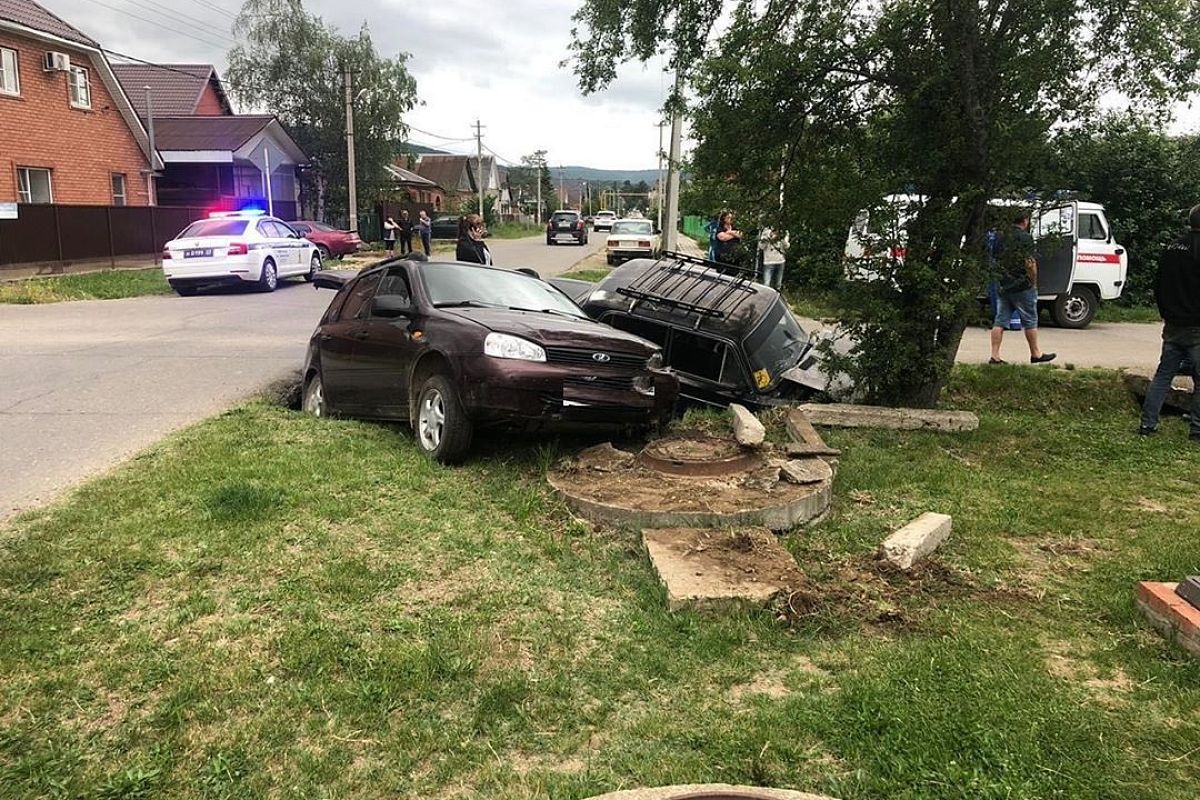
[587, 785, 838, 800]
[780, 458, 834, 485]
[797, 403, 979, 432]
[1136, 581, 1200, 659]
[880, 512, 952, 570]
[1122, 368, 1194, 413]
[643, 528, 806, 612]
[730, 403, 766, 447]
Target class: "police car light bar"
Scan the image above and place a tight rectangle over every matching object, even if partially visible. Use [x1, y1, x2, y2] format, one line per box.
[208, 210, 267, 219]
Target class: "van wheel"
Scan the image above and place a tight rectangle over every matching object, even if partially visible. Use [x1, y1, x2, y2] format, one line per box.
[413, 374, 472, 463]
[1051, 286, 1097, 329]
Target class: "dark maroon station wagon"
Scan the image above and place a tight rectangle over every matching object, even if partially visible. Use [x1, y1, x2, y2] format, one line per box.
[303, 259, 678, 462]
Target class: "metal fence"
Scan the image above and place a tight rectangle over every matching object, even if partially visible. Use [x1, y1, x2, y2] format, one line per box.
[0, 204, 216, 269]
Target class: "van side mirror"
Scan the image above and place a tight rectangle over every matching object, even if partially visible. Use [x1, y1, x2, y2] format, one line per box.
[372, 295, 412, 318]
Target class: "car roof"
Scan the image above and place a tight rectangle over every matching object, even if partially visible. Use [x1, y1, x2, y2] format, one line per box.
[596, 210, 616, 215]
[612, 218, 653, 224]
[587, 252, 779, 340]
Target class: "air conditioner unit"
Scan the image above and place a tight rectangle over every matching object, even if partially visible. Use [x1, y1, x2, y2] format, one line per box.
[43, 51, 70, 72]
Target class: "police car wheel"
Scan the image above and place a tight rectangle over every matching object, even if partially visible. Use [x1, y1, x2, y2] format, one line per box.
[1052, 287, 1097, 329]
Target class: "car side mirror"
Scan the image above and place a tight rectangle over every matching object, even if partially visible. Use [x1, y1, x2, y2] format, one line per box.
[372, 295, 412, 318]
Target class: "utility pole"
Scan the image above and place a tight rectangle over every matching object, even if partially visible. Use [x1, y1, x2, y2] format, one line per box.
[558, 164, 564, 208]
[656, 120, 665, 234]
[144, 86, 156, 207]
[535, 155, 543, 223]
[473, 119, 485, 218]
[663, 73, 683, 252]
[343, 65, 358, 233]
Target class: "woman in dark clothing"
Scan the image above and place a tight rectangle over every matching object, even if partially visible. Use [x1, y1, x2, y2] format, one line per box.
[456, 213, 492, 265]
[714, 211, 744, 265]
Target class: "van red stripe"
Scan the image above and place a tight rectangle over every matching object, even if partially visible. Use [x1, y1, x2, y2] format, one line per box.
[1076, 253, 1121, 264]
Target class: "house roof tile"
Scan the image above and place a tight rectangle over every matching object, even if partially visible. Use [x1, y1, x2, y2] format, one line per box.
[111, 63, 230, 118]
[0, 0, 96, 46]
[153, 115, 275, 151]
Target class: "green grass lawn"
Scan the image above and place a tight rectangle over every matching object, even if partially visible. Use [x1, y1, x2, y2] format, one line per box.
[490, 222, 546, 239]
[1097, 303, 1162, 324]
[1, 368, 1198, 798]
[0, 268, 171, 304]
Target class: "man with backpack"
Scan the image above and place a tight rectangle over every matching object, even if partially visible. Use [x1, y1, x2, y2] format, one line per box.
[989, 210, 1056, 365]
[1138, 204, 1200, 441]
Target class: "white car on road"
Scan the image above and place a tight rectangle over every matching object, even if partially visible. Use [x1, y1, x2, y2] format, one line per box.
[162, 211, 321, 296]
[605, 219, 661, 265]
[592, 210, 618, 231]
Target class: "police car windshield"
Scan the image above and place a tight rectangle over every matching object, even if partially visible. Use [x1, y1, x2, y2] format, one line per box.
[179, 219, 250, 238]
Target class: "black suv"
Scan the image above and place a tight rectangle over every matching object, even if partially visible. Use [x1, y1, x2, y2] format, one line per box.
[546, 210, 588, 246]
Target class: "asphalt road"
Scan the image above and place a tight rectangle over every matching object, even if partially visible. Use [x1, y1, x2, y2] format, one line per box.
[0, 237, 601, 522]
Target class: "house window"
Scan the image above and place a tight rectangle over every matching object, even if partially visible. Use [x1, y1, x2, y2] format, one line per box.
[0, 47, 19, 96]
[17, 167, 53, 204]
[111, 173, 127, 206]
[69, 65, 91, 109]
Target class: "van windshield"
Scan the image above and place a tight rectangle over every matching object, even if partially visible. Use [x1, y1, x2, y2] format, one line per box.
[744, 300, 809, 389]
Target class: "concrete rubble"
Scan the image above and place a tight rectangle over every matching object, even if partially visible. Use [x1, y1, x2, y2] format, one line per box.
[730, 403, 766, 447]
[880, 512, 953, 570]
[797, 403, 979, 432]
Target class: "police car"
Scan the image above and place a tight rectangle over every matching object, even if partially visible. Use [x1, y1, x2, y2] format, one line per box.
[162, 210, 321, 296]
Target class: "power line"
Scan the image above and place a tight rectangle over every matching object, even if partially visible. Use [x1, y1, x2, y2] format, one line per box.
[185, 0, 239, 20]
[125, 0, 237, 41]
[481, 143, 518, 166]
[78, 0, 234, 50]
[405, 123, 474, 143]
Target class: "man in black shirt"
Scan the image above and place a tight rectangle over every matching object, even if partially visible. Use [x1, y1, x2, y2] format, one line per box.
[1139, 205, 1200, 440]
[989, 210, 1056, 364]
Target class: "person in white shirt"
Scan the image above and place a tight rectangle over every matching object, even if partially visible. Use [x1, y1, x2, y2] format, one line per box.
[758, 226, 788, 290]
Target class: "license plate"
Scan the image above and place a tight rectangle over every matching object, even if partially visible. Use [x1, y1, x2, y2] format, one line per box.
[184, 248, 213, 258]
[558, 224, 572, 230]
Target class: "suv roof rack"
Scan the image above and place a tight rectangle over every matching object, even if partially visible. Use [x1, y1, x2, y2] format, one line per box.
[615, 250, 759, 328]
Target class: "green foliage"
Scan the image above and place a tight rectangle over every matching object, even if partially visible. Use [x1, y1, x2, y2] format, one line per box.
[0, 268, 171, 304]
[1047, 117, 1200, 306]
[225, 0, 417, 224]
[571, 0, 1200, 406]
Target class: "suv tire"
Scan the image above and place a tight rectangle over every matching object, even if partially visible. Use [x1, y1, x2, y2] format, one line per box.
[413, 374, 472, 463]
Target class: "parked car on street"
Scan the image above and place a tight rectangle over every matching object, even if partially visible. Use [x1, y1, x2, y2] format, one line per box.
[431, 215, 461, 239]
[290, 220, 361, 259]
[592, 210, 617, 231]
[555, 251, 840, 408]
[162, 210, 320, 296]
[605, 219, 660, 264]
[304, 259, 678, 462]
[546, 210, 588, 246]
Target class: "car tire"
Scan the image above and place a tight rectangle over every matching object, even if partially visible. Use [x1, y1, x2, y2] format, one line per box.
[317, 244, 331, 262]
[606, 255, 614, 265]
[257, 259, 278, 293]
[170, 281, 197, 297]
[546, 237, 555, 246]
[413, 374, 472, 464]
[303, 370, 327, 417]
[305, 252, 321, 282]
[1051, 286, 1097, 329]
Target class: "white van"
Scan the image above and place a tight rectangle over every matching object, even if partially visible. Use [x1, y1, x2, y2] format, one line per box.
[844, 197, 1128, 329]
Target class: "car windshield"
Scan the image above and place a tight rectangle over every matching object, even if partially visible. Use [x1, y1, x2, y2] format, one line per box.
[612, 221, 652, 235]
[743, 300, 809, 388]
[422, 263, 587, 318]
[178, 219, 249, 238]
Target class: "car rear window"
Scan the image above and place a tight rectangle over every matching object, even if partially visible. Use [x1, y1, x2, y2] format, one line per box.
[612, 221, 653, 235]
[178, 219, 249, 238]
[553, 213, 579, 224]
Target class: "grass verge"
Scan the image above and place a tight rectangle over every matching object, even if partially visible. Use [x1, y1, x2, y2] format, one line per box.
[0, 367, 1197, 798]
[489, 222, 546, 239]
[0, 268, 171, 304]
[1097, 303, 1161, 324]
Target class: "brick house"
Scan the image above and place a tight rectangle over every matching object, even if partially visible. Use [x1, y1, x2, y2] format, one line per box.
[110, 62, 306, 219]
[0, 0, 159, 206]
[384, 162, 445, 211]
[415, 154, 511, 216]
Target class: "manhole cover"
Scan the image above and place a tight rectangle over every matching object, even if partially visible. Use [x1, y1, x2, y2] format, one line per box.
[639, 434, 760, 477]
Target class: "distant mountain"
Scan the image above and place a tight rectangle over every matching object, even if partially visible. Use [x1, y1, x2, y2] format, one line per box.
[551, 166, 660, 184]
[400, 143, 451, 155]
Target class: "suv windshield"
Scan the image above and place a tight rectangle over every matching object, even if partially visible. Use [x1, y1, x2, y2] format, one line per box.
[422, 263, 586, 318]
[744, 299, 809, 389]
[612, 221, 653, 235]
[178, 219, 249, 238]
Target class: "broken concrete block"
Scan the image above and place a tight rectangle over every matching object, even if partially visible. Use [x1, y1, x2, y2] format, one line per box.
[575, 442, 635, 472]
[783, 442, 841, 458]
[797, 403, 978, 432]
[780, 459, 834, 485]
[1137, 581, 1200, 660]
[1122, 368, 1194, 413]
[786, 408, 827, 447]
[643, 528, 806, 611]
[730, 403, 766, 447]
[879, 512, 952, 570]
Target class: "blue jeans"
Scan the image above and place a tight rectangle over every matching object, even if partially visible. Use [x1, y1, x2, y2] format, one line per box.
[761, 261, 784, 290]
[1140, 325, 1200, 433]
[993, 287, 1038, 329]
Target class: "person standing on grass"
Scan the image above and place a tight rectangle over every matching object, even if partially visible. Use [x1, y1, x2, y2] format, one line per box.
[988, 210, 1056, 365]
[1138, 204, 1200, 440]
[383, 216, 398, 254]
[456, 213, 492, 265]
[758, 225, 788, 290]
[398, 210, 414, 256]
[418, 210, 432, 256]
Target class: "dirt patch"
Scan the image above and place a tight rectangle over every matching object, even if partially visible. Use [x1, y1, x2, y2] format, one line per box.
[1010, 537, 1107, 590]
[389, 561, 492, 613]
[507, 750, 590, 775]
[1042, 639, 1133, 706]
[1134, 497, 1169, 514]
[728, 670, 792, 703]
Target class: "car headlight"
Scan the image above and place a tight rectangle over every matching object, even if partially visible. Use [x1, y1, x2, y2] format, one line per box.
[646, 351, 664, 370]
[484, 332, 546, 362]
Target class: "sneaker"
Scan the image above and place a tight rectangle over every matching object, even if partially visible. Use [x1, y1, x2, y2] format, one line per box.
[1031, 353, 1057, 364]
[1138, 425, 1157, 436]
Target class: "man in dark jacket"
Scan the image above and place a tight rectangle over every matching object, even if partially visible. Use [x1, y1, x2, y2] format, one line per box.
[1139, 204, 1200, 440]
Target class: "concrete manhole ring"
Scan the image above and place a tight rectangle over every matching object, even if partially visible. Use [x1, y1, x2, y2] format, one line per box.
[639, 433, 761, 477]
[585, 785, 839, 800]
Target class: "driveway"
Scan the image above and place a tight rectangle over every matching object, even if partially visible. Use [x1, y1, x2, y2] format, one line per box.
[0, 237, 598, 521]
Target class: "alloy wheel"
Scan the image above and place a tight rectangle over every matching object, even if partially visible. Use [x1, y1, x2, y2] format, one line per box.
[419, 388, 445, 451]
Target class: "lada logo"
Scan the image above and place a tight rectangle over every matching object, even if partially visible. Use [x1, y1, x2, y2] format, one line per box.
[592, 353, 611, 363]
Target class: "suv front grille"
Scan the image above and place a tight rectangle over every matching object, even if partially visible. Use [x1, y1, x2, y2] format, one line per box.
[545, 346, 646, 370]
[564, 375, 634, 392]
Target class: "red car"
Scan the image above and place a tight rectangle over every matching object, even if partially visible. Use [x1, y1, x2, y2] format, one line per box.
[290, 221, 361, 259]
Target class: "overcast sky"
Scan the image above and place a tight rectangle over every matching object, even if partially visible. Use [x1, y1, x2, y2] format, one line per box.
[37, 0, 673, 170]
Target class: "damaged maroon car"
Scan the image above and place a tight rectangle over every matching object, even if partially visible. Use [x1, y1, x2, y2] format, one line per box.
[303, 259, 678, 462]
